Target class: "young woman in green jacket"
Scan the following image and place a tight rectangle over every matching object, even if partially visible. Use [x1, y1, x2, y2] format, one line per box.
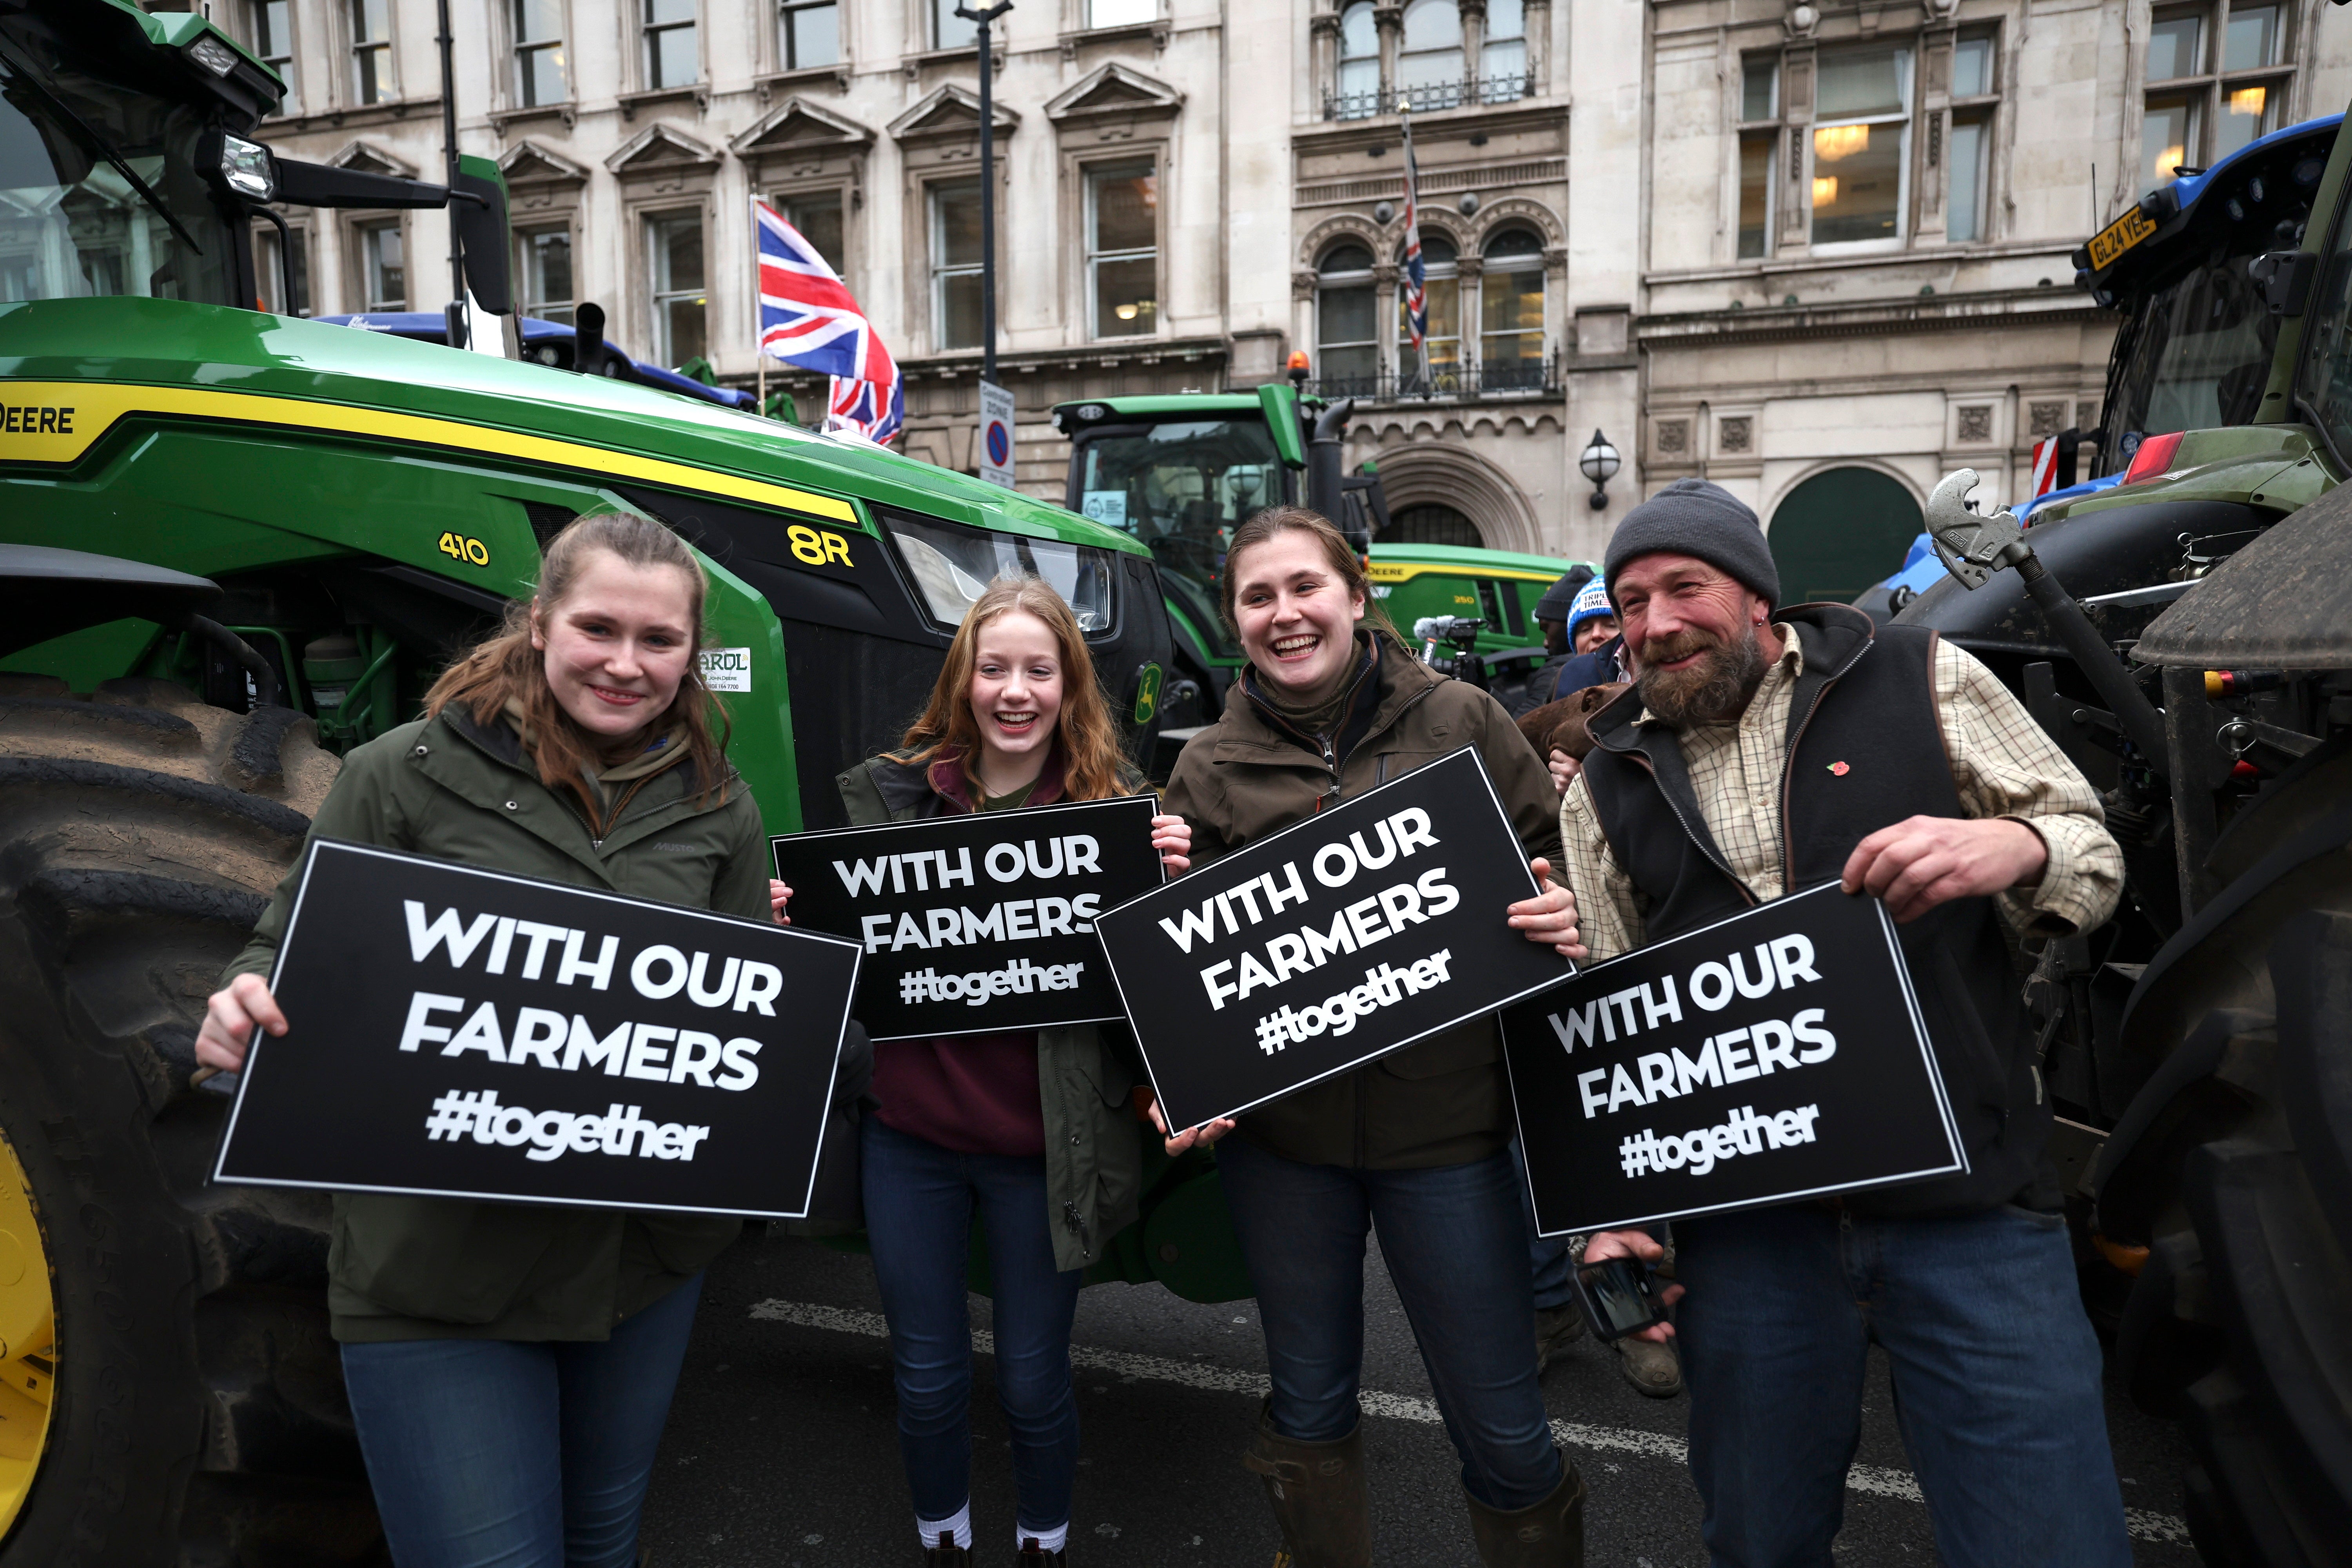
[771, 576, 1189, 1568]
[195, 512, 773, 1568]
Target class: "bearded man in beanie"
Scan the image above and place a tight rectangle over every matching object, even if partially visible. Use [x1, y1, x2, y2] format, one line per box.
[1557, 478, 2133, 1567]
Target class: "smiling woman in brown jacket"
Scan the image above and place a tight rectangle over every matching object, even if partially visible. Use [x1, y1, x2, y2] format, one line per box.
[1151, 508, 1589, 1568]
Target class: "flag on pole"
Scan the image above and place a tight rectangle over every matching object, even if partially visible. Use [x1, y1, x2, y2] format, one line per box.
[753, 197, 903, 444]
[1399, 102, 1428, 380]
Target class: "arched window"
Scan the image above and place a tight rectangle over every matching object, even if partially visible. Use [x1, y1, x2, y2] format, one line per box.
[1768, 467, 1922, 603]
[1479, 227, 1545, 390]
[1397, 230, 1460, 388]
[1399, 0, 1463, 109]
[1316, 242, 1379, 396]
[1481, 0, 1526, 100]
[1384, 503, 1483, 547]
[1336, 1, 1379, 118]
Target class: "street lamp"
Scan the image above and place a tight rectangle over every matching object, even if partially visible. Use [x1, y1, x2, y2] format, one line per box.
[1580, 428, 1621, 511]
[954, 0, 1014, 385]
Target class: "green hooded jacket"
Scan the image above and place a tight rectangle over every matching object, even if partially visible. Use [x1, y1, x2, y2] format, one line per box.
[225, 706, 772, 1343]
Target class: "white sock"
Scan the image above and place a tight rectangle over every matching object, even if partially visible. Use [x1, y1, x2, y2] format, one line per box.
[916, 1504, 973, 1550]
[1018, 1521, 1071, 1554]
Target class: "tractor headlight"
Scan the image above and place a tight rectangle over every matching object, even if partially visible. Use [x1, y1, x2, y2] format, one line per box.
[883, 510, 1118, 635]
[185, 34, 240, 76]
[217, 134, 277, 201]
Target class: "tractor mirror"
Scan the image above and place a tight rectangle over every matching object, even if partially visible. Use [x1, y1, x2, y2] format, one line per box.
[452, 171, 513, 316]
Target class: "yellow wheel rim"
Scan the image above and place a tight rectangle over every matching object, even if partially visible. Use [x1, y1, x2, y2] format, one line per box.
[0, 1132, 54, 1537]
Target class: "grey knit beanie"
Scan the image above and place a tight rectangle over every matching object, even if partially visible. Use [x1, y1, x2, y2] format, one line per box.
[1603, 478, 1779, 608]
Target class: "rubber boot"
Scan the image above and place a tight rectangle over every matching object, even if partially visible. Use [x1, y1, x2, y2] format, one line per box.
[1240, 1397, 1372, 1568]
[1014, 1537, 1066, 1566]
[1463, 1456, 1584, 1568]
[922, 1532, 972, 1566]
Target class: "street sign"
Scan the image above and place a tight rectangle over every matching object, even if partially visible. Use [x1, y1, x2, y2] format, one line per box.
[979, 379, 1016, 489]
[214, 840, 862, 1218]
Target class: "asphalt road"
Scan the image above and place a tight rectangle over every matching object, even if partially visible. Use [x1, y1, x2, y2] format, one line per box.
[642, 1229, 2203, 1568]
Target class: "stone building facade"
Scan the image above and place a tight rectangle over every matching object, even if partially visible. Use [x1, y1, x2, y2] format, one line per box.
[226, 0, 2352, 579]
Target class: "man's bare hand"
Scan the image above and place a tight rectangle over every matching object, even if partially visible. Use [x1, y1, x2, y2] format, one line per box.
[1585, 1229, 1683, 1342]
[1547, 748, 1581, 797]
[1840, 815, 2046, 923]
[1508, 858, 1587, 960]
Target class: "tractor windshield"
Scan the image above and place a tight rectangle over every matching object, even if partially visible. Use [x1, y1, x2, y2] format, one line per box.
[1072, 417, 1290, 662]
[2098, 252, 2277, 475]
[0, 40, 234, 304]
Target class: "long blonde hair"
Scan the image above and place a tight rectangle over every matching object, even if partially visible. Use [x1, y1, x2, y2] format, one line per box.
[898, 576, 1129, 802]
[426, 511, 729, 810]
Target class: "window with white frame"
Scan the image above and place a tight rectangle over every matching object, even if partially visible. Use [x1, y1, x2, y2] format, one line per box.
[516, 224, 573, 323]
[1315, 241, 1378, 394]
[932, 0, 973, 49]
[1087, 163, 1158, 338]
[931, 180, 985, 350]
[646, 211, 706, 366]
[780, 0, 838, 69]
[253, 221, 310, 314]
[2143, 2, 2294, 189]
[1088, 0, 1157, 29]
[1397, 0, 1464, 110]
[358, 220, 405, 309]
[1738, 55, 1779, 259]
[1479, 228, 1544, 387]
[644, 0, 698, 89]
[1481, 0, 1526, 100]
[1334, 2, 1379, 119]
[251, 0, 298, 113]
[1809, 45, 1910, 247]
[514, 0, 569, 106]
[350, 0, 394, 104]
[1947, 26, 1997, 244]
[1396, 230, 1459, 383]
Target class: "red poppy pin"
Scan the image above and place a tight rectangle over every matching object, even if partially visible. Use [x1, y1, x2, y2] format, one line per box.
[1827, 761, 1851, 777]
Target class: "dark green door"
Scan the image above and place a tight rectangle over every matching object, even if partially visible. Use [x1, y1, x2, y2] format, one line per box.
[1767, 467, 1923, 604]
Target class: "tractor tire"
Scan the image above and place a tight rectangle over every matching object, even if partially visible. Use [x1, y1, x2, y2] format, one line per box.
[2096, 770, 2352, 1568]
[0, 675, 383, 1567]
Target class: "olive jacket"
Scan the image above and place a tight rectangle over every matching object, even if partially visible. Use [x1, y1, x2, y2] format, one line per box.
[1160, 635, 1567, 1169]
[225, 707, 772, 1343]
[836, 750, 1145, 1274]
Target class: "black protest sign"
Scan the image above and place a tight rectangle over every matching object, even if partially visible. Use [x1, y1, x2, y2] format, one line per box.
[1501, 881, 1966, 1236]
[771, 795, 1163, 1041]
[1094, 747, 1572, 1131]
[215, 840, 862, 1218]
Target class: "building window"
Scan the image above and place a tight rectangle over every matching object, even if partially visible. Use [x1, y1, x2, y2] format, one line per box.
[1087, 164, 1157, 339]
[644, 0, 698, 89]
[1314, 241, 1378, 395]
[1810, 45, 1910, 247]
[646, 211, 706, 367]
[1398, 0, 1465, 111]
[359, 221, 405, 310]
[1481, 0, 1527, 100]
[2144, 2, 2292, 188]
[932, 0, 972, 49]
[1479, 228, 1544, 388]
[1334, 2, 1379, 120]
[1087, 0, 1157, 28]
[930, 180, 985, 350]
[517, 224, 573, 323]
[252, 0, 298, 114]
[1397, 230, 1459, 385]
[780, 0, 838, 69]
[779, 193, 846, 276]
[1947, 27, 1998, 244]
[514, 0, 569, 106]
[253, 223, 310, 314]
[350, 0, 394, 104]
[1737, 56, 1779, 260]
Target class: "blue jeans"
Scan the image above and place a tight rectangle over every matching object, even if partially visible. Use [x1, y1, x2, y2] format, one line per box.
[1677, 1203, 2132, 1568]
[1217, 1136, 1564, 1510]
[860, 1116, 1083, 1533]
[339, 1271, 703, 1568]
[1510, 1138, 1576, 1312]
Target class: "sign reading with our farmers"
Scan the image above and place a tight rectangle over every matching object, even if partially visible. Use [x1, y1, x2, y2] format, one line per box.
[1501, 882, 1965, 1236]
[1094, 748, 1573, 1131]
[214, 841, 862, 1218]
[771, 795, 1164, 1041]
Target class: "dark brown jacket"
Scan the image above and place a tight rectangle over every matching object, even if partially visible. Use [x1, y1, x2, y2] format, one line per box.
[1160, 635, 1565, 1168]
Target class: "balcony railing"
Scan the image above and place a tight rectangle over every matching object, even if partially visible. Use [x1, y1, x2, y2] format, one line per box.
[1324, 72, 1532, 121]
[1305, 354, 1560, 403]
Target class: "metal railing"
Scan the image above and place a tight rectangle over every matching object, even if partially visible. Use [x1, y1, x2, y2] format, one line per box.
[1305, 354, 1560, 403]
[1324, 72, 1532, 121]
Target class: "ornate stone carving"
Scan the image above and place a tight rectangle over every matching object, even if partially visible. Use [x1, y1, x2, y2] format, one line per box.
[2029, 400, 2069, 437]
[1956, 404, 1993, 443]
[1718, 416, 1753, 454]
[1656, 419, 1690, 454]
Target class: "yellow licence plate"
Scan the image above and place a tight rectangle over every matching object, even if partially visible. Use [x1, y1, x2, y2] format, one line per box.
[2087, 207, 2158, 271]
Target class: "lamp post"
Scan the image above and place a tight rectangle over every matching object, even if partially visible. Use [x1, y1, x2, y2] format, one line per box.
[954, 0, 1013, 385]
[1579, 428, 1621, 511]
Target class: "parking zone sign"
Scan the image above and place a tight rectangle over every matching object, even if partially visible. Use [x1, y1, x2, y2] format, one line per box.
[979, 380, 1016, 490]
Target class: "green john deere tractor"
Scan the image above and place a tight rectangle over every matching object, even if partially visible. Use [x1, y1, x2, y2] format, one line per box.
[0, 3, 1230, 1562]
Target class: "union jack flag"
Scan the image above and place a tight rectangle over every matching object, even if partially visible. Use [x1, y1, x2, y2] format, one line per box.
[754, 197, 903, 444]
[1399, 107, 1427, 366]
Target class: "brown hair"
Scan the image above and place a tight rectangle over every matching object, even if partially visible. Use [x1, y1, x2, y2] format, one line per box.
[1218, 505, 1401, 645]
[898, 576, 1130, 802]
[425, 511, 728, 818]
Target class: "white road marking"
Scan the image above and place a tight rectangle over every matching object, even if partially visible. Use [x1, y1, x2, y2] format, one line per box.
[746, 1299, 2190, 1545]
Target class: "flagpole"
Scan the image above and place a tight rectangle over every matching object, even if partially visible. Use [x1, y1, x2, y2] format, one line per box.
[1400, 98, 1430, 389]
[752, 196, 769, 418]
